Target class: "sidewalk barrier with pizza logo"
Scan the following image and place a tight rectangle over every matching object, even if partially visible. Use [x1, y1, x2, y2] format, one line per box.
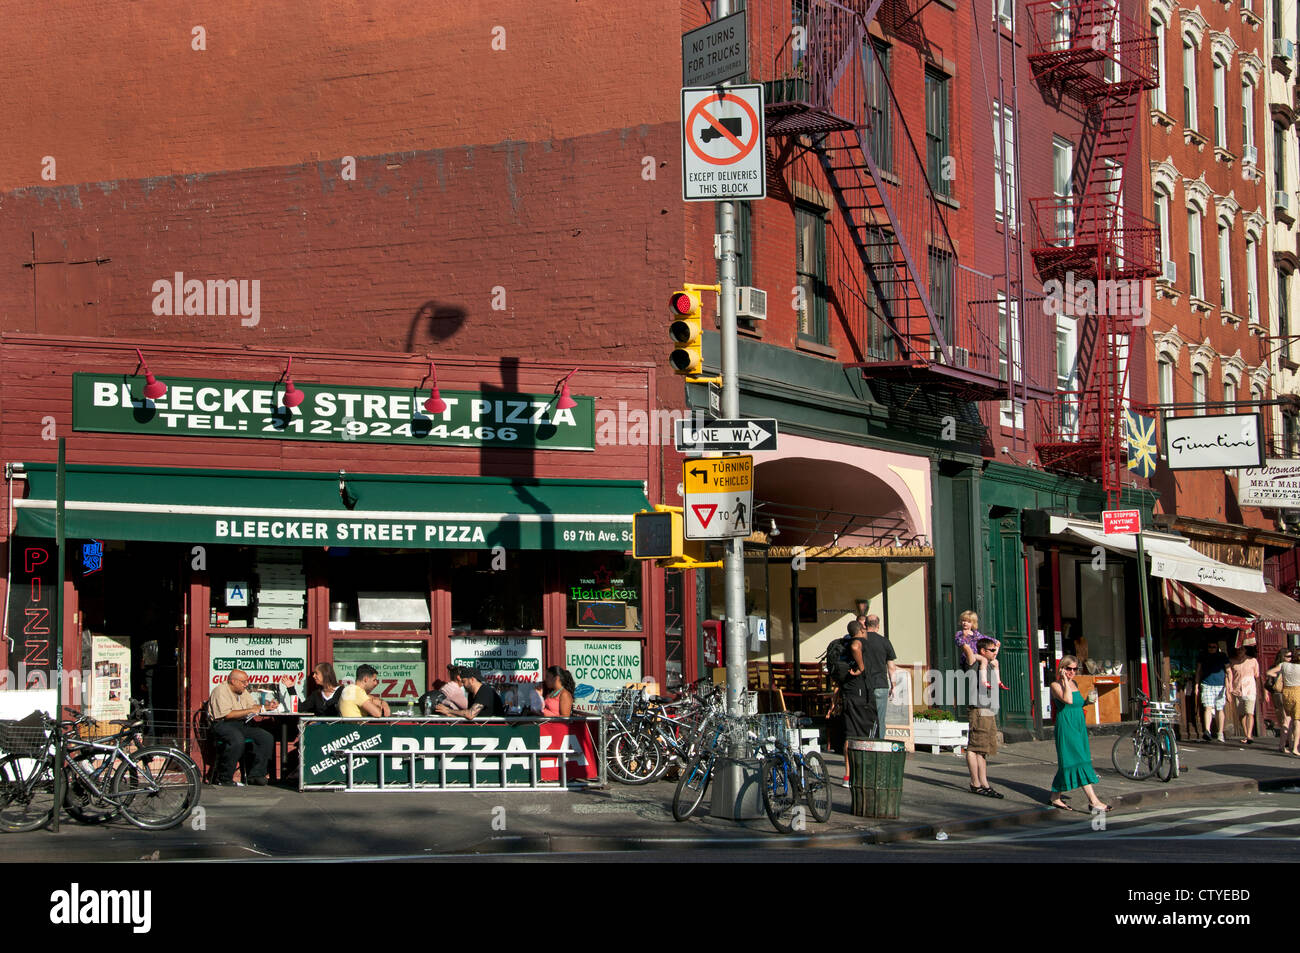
[298, 716, 601, 792]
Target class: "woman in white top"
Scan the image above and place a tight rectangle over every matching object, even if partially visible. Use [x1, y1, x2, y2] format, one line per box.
[1265, 649, 1300, 756]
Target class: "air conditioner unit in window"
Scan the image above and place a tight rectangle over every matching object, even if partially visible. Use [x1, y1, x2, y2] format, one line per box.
[1162, 259, 1177, 283]
[1276, 190, 1292, 214]
[930, 345, 970, 367]
[736, 286, 767, 320]
[1275, 38, 1296, 61]
[1244, 145, 1258, 165]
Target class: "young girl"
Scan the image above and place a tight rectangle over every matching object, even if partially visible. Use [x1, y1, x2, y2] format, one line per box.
[955, 610, 1005, 688]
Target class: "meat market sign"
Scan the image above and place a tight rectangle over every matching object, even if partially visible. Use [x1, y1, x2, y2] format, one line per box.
[1237, 459, 1300, 507]
[72, 374, 595, 450]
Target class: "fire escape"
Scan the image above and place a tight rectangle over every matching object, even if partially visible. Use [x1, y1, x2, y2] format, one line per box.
[752, 0, 1052, 405]
[1024, 0, 1160, 506]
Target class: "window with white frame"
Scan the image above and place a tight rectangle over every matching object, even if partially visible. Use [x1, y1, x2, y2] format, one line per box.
[1213, 55, 1227, 148]
[997, 0, 1014, 30]
[1242, 77, 1255, 157]
[1158, 356, 1175, 406]
[1217, 222, 1232, 310]
[1054, 136, 1074, 241]
[1052, 0, 1072, 49]
[1192, 367, 1207, 409]
[1188, 205, 1204, 298]
[1224, 378, 1237, 410]
[998, 292, 1023, 428]
[1151, 15, 1168, 113]
[1154, 185, 1172, 272]
[993, 100, 1017, 227]
[1183, 37, 1198, 131]
[1103, 0, 1120, 83]
[1058, 317, 1078, 436]
[1246, 235, 1260, 321]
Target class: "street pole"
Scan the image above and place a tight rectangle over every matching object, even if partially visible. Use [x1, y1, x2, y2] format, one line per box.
[52, 438, 66, 833]
[1135, 529, 1157, 702]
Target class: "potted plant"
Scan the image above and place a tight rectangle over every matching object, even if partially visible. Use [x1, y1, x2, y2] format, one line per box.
[911, 707, 969, 749]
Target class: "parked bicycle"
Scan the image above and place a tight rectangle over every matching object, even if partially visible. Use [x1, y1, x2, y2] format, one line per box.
[755, 713, 832, 833]
[0, 704, 202, 832]
[1111, 690, 1179, 782]
[607, 680, 723, 785]
[671, 707, 732, 820]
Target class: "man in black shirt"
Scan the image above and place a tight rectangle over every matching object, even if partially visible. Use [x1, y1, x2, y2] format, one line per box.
[435, 667, 503, 720]
[861, 614, 899, 740]
[841, 621, 875, 741]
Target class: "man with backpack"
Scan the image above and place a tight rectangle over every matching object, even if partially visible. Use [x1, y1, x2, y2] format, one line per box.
[830, 620, 875, 742]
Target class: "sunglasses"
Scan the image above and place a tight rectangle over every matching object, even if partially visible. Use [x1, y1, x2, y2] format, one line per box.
[1063, 666, 1078, 672]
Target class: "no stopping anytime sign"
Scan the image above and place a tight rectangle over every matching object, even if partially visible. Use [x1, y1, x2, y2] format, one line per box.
[681, 85, 766, 201]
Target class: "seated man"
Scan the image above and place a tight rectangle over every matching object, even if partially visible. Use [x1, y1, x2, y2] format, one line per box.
[208, 669, 278, 786]
[435, 667, 502, 720]
[338, 664, 392, 717]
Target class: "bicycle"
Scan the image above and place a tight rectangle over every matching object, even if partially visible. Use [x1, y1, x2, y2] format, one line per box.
[756, 713, 832, 834]
[608, 681, 722, 785]
[671, 707, 730, 821]
[1110, 690, 1179, 782]
[0, 707, 202, 832]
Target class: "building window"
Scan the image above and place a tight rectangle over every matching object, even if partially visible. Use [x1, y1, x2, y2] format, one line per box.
[1243, 77, 1255, 156]
[1212, 55, 1227, 149]
[1276, 122, 1288, 193]
[1158, 356, 1175, 406]
[993, 100, 1017, 226]
[1246, 235, 1260, 321]
[1192, 367, 1207, 409]
[997, 0, 1014, 30]
[1057, 318, 1078, 434]
[926, 68, 951, 197]
[1052, 0, 1072, 48]
[928, 247, 955, 350]
[1284, 410, 1299, 457]
[1054, 136, 1073, 240]
[736, 200, 753, 289]
[1154, 186, 1172, 272]
[1218, 223, 1232, 310]
[795, 203, 829, 346]
[1183, 38, 1198, 131]
[865, 40, 892, 173]
[1280, 270, 1292, 362]
[1151, 15, 1168, 113]
[1224, 379, 1237, 410]
[864, 224, 895, 360]
[448, 551, 545, 632]
[1188, 206, 1204, 299]
[998, 292, 1023, 428]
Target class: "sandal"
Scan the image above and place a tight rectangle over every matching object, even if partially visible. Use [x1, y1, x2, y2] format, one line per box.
[1090, 803, 1111, 813]
[969, 784, 986, 795]
[1050, 799, 1074, 811]
[982, 787, 1005, 799]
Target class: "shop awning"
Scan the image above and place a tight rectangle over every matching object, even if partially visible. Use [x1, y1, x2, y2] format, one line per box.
[1192, 582, 1300, 644]
[1161, 578, 1254, 634]
[1048, 516, 1266, 593]
[10, 463, 650, 551]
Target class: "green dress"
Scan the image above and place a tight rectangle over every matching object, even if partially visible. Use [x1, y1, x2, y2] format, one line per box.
[1051, 687, 1099, 793]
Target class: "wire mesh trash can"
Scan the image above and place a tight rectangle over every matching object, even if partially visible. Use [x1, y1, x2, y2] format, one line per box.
[846, 738, 906, 818]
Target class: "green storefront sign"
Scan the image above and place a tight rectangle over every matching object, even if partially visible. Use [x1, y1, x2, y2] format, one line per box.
[72, 374, 595, 450]
[300, 720, 547, 786]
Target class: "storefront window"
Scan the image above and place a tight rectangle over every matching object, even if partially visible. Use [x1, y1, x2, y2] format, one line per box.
[332, 639, 427, 709]
[210, 546, 307, 630]
[326, 549, 429, 631]
[564, 553, 643, 631]
[446, 551, 544, 632]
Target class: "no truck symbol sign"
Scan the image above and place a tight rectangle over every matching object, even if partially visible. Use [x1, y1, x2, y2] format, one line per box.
[681, 85, 766, 202]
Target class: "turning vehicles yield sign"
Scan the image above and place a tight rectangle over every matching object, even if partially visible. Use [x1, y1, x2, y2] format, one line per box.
[681, 85, 766, 202]
[682, 455, 754, 539]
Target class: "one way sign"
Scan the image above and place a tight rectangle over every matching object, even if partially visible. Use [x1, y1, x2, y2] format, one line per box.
[675, 417, 778, 452]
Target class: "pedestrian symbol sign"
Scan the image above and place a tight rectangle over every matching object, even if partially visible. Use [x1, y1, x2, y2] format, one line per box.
[682, 455, 754, 539]
[681, 85, 766, 202]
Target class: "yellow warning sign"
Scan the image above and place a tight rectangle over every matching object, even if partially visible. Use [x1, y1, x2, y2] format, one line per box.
[682, 455, 753, 494]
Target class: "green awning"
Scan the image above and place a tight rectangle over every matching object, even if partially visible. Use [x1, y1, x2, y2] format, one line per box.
[12, 464, 649, 551]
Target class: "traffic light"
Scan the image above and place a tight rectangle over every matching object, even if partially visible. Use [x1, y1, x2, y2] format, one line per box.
[669, 290, 702, 376]
[631, 506, 721, 569]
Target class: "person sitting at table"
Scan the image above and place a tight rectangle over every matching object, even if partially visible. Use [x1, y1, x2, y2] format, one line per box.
[542, 666, 575, 717]
[207, 669, 278, 786]
[435, 667, 502, 720]
[280, 664, 343, 716]
[339, 664, 391, 718]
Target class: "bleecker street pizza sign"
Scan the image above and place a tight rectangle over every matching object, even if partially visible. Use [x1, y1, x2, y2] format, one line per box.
[681, 85, 766, 201]
[682, 455, 753, 539]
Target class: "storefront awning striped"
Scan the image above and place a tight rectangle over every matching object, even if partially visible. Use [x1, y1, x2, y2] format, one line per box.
[1161, 578, 1254, 632]
[10, 463, 650, 551]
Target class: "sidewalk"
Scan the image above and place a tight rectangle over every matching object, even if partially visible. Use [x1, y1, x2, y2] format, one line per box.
[4, 735, 1298, 860]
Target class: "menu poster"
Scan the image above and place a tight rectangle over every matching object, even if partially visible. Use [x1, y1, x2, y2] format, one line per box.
[209, 636, 308, 708]
[566, 638, 643, 704]
[883, 663, 917, 753]
[90, 634, 131, 720]
[451, 636, 544, 685]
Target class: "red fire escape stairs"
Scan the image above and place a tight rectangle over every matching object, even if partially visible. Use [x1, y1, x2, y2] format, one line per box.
[1025, 0, 1160, 504]
[753, 0, 1049, 405]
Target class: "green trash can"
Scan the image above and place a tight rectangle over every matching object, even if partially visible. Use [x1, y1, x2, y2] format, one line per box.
[846, 738, 906, 818]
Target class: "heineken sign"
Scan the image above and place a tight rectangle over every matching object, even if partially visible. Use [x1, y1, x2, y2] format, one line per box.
[72, 374, 595, 450]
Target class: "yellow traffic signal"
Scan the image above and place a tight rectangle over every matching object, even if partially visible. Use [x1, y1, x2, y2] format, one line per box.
[669, 290, 703, 376]
[631, 505, 721, 569]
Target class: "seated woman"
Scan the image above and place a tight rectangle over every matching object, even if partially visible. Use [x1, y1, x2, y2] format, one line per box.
[542, 666, 575, 717]
[280, 663, 343, 716]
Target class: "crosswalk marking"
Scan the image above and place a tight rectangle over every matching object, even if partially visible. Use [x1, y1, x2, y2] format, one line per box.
[961, 806, 1300, 843]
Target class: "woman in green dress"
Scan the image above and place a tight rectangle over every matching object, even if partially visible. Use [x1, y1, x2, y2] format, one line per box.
[1049, 655, 1110, 812]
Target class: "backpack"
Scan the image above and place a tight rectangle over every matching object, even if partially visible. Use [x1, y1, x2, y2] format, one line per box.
[823, 636, 855, 685]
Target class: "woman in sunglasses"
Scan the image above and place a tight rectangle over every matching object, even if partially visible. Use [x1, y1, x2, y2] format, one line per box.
[1048, 655, 1109, 813]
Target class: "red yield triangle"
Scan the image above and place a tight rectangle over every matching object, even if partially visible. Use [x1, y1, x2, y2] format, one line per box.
[692, 503, 717, 528]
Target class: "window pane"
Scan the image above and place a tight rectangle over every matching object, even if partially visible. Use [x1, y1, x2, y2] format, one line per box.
[446, 550, 545, 631]
[564, 553, 643, 631]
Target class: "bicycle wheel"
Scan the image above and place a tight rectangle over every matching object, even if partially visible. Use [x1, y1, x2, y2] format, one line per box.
[672, 748, 715, 822]
[64, 770, 120, 825]
[111, 746, 201, 830]
[803, 750, 833, 823]
[1110, 725, 1158, 780]
[1156, 728, 1177, 783]
[610, 731, 661, 786]
[761, 754, 799, 834]
[0, 754, 59, 833]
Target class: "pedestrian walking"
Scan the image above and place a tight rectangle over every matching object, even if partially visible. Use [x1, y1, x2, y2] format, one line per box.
[1226, 648, 1260, 744]
[1265, 649, 1300, 756]
[965, 639, 1004, 799]
[1195, 639, 1229, 742]
[1048, 655, 1109, 813]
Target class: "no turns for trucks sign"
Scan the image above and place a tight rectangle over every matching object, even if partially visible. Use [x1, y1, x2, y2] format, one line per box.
[681, 85, 766, 202]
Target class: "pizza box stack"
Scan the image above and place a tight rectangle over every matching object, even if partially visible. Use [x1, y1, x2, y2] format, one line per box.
[253, 548, 306, 629]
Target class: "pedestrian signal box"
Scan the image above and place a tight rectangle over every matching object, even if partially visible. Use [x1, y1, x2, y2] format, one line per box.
[633, 510, 681, 560]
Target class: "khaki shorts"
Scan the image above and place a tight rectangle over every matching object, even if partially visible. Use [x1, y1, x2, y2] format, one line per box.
[1234, 694, 1256, 715]
[967, 710, 999, 756]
